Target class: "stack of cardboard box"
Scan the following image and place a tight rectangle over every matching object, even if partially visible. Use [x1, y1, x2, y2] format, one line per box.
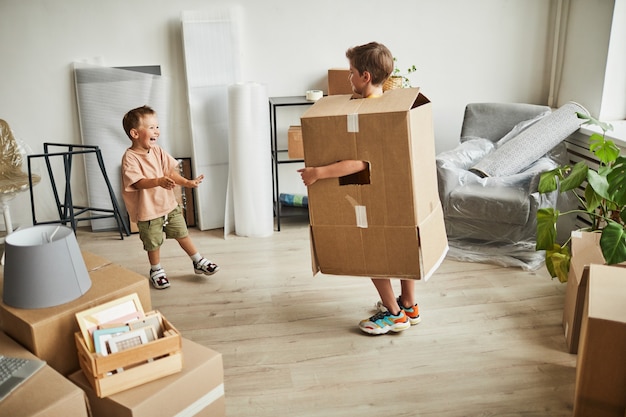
[0, 251, 225, 417]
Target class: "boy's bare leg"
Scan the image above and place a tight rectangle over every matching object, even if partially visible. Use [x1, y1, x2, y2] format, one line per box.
[176, 236, 198, 256]
[148, 249, 160, 266]
[400, 279, 416, 307]
[371, 278, 401, 315]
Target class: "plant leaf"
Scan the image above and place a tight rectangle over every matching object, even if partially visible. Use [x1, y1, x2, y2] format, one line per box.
[578, 112, 614, 134]
[600, 221, 626, 265]
[607, 156, 626, 206]
[560, 162, 587, 192]
[576, 112, 592, 122]
[583, 183, 602, 215]
[545, 244, 571, 282]
[587, 169, 610, 200]
[538, 168, 561, 193]
[590, 135, 620, 165]
[536, 208, 558, 250]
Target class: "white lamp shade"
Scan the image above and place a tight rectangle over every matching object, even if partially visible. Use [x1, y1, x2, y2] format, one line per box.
[3, 225, 92, 309]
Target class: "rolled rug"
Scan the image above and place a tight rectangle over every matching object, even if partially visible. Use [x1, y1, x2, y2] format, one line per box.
[471, 102, 588, 177]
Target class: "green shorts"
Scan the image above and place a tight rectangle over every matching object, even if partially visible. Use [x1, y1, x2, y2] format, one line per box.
[137, 206, 188, 252]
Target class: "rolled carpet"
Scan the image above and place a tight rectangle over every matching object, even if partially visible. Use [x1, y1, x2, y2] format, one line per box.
[471, 101, 588, 177]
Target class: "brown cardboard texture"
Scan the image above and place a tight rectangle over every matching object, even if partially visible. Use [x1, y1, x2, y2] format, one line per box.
[0, 258, 151, 376]
[0, 331, 89, 417]
[81, 250, 112, 272]
[301, 88, 448, 280]
[563, 231, 605, 353]
[70, 337, 225, 417]
[327, 68, 353, 95]
[288, 125, 304, 159]
[562, 231, 626, 353]
[573, 264, 626, 417]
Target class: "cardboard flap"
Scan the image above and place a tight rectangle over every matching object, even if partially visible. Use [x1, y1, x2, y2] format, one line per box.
[588, 264, 626, 323]
[570, 231, 605, 267]
[301, 88, 421, 119]
[310, 226, 321, 276]
[417, 202, 449, 281]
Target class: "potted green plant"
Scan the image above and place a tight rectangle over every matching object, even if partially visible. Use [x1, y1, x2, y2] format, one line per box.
[536, 113, 626, 282]
[384, 58, 417, 90]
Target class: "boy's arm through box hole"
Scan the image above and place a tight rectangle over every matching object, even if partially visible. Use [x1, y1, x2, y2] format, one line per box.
[339, 162, 370, 186]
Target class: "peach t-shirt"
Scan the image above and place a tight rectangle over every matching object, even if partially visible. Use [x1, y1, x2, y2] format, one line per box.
[121, 145, 179, 223]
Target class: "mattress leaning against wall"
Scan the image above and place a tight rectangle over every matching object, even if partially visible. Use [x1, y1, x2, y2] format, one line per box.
[181, 7, 242, 231]
[74, 63, 169, 232]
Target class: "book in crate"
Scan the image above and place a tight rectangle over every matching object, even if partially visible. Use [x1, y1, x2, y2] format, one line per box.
[74, 293, 183, 397]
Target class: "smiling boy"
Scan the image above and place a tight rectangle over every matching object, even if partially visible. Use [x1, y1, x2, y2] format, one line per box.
[121, 105, 219, 289]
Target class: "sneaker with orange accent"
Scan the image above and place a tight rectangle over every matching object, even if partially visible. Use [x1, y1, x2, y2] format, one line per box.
[358, 309, 410, 335]
[377, 297, 421, 325]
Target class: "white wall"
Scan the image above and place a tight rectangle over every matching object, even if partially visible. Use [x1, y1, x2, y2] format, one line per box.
[555, 0, 625, 120]
[0, 0, 557, 229]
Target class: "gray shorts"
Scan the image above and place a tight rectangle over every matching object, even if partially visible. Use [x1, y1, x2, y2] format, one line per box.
[137, 206, 188, 252]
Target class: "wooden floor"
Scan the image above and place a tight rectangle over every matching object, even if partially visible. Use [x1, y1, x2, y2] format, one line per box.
[75, 218, 577, 417]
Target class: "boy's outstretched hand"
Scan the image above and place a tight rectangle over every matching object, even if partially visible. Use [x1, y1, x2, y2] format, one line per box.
[187, 174, 205, 188]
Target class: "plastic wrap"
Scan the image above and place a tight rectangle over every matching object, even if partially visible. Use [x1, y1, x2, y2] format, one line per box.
[436, 136, 576, 270]
[224, 82, 273, 238]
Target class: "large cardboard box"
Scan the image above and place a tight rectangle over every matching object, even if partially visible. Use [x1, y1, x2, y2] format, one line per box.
[0, 252, 151, 375]
[561, 231, 626, 353]
[327, 68, 353, 95]
[70, 337, 225, 417]
[300, 88, 448, 280]
[563, 231, 605, 353]
[0, 331, 89, 417]
[573, 264, 626, 416]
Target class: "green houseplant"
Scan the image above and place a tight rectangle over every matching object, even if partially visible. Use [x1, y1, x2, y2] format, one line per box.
[384, 58, 417, 90]
[536, 113, 626, 282]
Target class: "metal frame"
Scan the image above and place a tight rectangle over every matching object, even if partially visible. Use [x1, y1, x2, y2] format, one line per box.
[269, 96, 313, 231]
[27, 143, 130, 239]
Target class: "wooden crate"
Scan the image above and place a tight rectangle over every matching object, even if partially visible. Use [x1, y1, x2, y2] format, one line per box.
[75, 314, 183, 398]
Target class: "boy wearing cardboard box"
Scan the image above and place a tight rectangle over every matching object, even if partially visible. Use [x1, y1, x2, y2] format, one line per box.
[299, 42, 420, 335]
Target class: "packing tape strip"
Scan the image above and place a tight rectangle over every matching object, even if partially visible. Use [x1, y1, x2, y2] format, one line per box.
[345, 195, 368, 228]
[347, 113, 359, 132]
[306, 90, 323, 101]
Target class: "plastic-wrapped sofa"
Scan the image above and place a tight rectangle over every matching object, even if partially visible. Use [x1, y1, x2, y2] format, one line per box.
[436, 102, 583, 270]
